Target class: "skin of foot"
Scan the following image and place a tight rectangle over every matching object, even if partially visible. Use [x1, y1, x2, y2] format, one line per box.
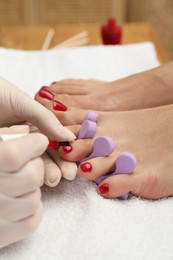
[35, 62, 173, 112]
[54, 105, 173, 200]
[34, 61, 173, 200]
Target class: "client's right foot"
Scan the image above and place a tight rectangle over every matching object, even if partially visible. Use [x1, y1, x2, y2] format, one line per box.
[35, 62, 173, 111]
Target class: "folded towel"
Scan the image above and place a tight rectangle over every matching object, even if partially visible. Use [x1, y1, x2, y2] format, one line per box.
[0, 42, 159, 96]
[0, 42, 172, 260]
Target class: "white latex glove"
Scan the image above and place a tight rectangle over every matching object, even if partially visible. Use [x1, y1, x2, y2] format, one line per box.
[0, 75, 75, 141]
[0, 132, 48, 248]
[0, 125, 76, 248]
[0, 75, 77, 185]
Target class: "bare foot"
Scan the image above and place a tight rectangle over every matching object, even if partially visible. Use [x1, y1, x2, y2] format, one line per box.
[57, 105, 173, 200]
[35, 62, 173, 111]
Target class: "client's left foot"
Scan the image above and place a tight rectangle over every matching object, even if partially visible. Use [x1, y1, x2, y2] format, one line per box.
[56, 105, 173, 200]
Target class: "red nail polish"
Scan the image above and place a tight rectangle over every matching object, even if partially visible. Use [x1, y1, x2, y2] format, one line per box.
[62, 145, 72, 153]
[48, 140, 59, 148]
[99, 183, 109, 194]
[80, 162, 92, 172]
[101, 18, 122, 45]
[51, 81, 57, 85]
[48, 140, 70, 148]
[53, 100, 67, 111]
[40, 86, 48, 89]
[39, 88, 55, 100]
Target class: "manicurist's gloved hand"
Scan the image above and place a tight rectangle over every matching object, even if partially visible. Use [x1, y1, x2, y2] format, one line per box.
[0, 75, 75, 141]
[0, 75, 77, 185]
[0, 131, 47, 248]
[0, 76, 77, 248]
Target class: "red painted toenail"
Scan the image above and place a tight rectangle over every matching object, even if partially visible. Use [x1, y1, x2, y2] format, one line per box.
[62, 145, 72, 153]
[53, 100, 67, 111]
[51, 81, 57, 85]
[39, 88, 55, 100]
[80, 162, 92, 172]
[99, 183, 109, 194]
[40, 86, 48, 89]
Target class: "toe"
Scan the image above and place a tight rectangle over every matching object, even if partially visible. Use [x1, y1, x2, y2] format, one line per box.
[58, 139, 94, 162]
[97, 173, 138, 199]
[49, 79, 90, 95]
[78, 156, 116, 180]
[35, 86, 70, 108]
[35, 87, 53, 106]
[36, 94, 89, 125]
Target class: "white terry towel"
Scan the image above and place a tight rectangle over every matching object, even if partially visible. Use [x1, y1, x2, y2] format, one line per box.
[0, 42, 173, 260]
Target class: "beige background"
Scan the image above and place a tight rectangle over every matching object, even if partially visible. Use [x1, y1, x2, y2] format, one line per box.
[126, 0, 173, 61]
[0, 0, 172, 59]
[0, 0, 127, 24]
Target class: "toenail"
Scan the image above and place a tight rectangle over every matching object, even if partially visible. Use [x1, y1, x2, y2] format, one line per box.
[39, 87, 55, 100]
[52, 100, 67, 111]
[99, 183, 109, 194]
[62, 145, 73, 153]
[80, 162, 92, 172]
[40, 86, 48, 89]
[51, 81, 57, 85]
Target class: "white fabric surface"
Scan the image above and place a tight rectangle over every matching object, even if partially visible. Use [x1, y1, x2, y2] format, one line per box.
[0, 42, 173, 260]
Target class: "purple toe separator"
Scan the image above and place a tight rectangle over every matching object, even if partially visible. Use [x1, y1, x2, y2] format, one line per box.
[78, 120, 97, 139]
[79, 136, 115, 164]
[84, 111, 98, 122]
[94, 152, 137, 199]
[79, 111, 137, 200]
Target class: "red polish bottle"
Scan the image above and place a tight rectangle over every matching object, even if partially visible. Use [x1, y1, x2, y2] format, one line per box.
[101, 18, 122, 45]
